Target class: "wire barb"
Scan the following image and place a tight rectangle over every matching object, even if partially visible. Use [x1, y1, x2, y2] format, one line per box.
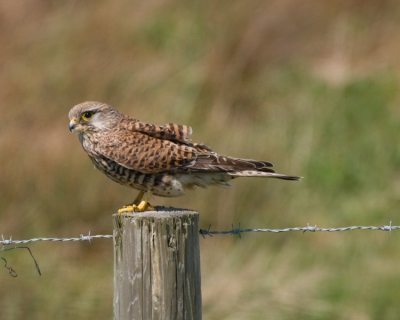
[80, 231, 92, 244]
[231, 223, 242, 239]
[199, 224, 213, 238]
[303, 223, 317, 234]
[381, 220, 392, 232]
[1, 235, 12, 247]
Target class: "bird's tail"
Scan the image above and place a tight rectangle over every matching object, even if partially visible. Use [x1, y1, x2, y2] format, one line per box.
[192, 153, 302, 181]
[228, 171, 302, 181]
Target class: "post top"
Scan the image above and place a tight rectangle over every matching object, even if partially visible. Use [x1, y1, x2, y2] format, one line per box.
[112, 206, 198, 219]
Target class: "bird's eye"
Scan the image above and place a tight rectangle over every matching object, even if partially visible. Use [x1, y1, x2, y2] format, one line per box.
[82, 111, 94, 121]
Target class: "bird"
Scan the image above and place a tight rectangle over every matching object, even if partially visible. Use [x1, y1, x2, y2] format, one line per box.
[69, 101, 301, 213]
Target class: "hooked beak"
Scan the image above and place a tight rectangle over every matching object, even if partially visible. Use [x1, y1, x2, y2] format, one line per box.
[69, 118, 78, 132]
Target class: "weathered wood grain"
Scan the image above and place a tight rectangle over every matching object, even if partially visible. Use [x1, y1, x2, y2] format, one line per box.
[113, 208, 201, 320]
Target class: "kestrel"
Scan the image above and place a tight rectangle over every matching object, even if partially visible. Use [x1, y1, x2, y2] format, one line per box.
[69, 101, 301, 212]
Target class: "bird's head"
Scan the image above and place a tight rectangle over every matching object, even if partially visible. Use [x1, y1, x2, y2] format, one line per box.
[68, 101, 122, 135]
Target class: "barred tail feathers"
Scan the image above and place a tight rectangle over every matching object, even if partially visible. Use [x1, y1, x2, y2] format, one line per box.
[188, 152, 302, 181]
[228, 171, 302, 181]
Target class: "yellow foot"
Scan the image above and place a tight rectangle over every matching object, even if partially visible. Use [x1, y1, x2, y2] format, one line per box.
[117, 190, 154, 213]
[118, 202, 155, 213]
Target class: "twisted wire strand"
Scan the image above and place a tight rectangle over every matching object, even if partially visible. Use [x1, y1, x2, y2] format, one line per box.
[0, 221, 397, 245]
[1, 234, 113, 245]
[0, 222, 396, 276]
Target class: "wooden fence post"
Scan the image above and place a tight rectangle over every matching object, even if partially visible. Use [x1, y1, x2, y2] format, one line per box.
[112, 209, 202, 320]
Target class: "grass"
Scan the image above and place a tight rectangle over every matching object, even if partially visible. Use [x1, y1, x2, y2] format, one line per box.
[1, 0, 400, 319]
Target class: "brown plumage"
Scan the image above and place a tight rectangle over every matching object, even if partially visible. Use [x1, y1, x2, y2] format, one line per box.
[69, 101, 301, 212]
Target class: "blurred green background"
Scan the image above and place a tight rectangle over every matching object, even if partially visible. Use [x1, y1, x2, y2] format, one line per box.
[1, 0, 400, 319]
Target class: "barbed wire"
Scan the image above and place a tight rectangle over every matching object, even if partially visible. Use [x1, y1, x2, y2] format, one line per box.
[0, 221, 397, 276]
[0, 233, 113, 277]
[199, 221, 398, 238]
[0, 233, 113, 246]
[0, 221, 397, 245]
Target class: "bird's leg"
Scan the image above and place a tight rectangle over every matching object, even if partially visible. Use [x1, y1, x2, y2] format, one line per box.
[118, 191, 145, 213]
[118, 190, 154, 213]
[132, 191, 146, 206]
[136, 191, 154, 211]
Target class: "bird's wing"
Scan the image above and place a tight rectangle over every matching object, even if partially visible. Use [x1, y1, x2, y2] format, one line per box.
[190, 153, 275, 174]
[96, 128, 276, 175]
[120, 115, 193, 144]
[96, 130, 198, 173]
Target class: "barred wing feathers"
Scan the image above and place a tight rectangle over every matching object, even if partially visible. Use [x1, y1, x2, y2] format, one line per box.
[120, 115, 193, 144]
[97, 120, 300, 180]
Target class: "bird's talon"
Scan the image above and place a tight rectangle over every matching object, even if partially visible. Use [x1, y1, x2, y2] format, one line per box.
[118, 202, 154, 213]
[118, 206, 135, 213]
[136, 200, 154, 211]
